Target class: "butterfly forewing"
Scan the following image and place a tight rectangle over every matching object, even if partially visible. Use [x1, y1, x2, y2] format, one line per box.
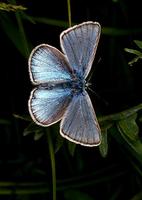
[29, 87, 72, 126]
[60, 91, 101, 146]
[60, 21, 101, 78]
[29, 44, 73, 85]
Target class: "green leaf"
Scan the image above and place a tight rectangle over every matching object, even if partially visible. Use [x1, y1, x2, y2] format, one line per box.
[124, 48, 142, 56]
[138, 115, 142, 122]
[102, 27, 142, 36]
[21, 12, 36, 24]
[24, 123, 44, 140]
[0, 118, 11, 125]
[0, 0, 31, 58]
[126, 140, 142, 165]
[67, 141, 76, 156]
[106, 105, 142, 169]
[34, 130, 44, 140]
[13, 114, 31, 122]
[30, 16, 69, 28]
[134, 40, 142, 49]
[128, 56, 141, 66]
[114, 120, 142, 167]
[99, 129, 108, 158]
[130, 192, 142, 200]
[124, 41, 142, 65]
[117, 113, 139, 141]
[23, 123, 41, 136]
[0, 13, 26, 57]
[64, 189, 94, 200]
[99, 121, 113, 157]
[55, 134, 64, 153]
[99, 103, 142, 122]
[0, 2, 27, 12]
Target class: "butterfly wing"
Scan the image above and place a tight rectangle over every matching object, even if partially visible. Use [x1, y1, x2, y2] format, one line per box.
[60, 21, 101, 78]
[29, 44, 73, 85]
[28, 87, 72, 126]
[60, 90, 101, 146]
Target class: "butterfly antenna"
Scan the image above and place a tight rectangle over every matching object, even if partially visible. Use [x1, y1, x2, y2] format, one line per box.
[87, 57, 101, 83]
[88, 86, 109, 107]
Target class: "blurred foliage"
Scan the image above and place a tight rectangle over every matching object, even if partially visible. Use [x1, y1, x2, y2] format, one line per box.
[125, 40, 142, 66]
[0, 0, 142, 200]
[0, 2, 27, 12]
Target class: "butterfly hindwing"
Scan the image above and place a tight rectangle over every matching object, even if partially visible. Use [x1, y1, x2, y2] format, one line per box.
[60, 90, 101, 146]
[29, 86, 72, 126]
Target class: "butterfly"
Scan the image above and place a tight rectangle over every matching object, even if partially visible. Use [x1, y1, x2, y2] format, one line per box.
[28, 21, 101, 147]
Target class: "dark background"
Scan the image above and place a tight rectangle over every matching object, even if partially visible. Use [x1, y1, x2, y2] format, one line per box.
[0, 0, 142, 199]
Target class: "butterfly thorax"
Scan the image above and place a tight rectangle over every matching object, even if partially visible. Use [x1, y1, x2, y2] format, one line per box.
[70, 73, 86, 95]
[37, 71, 86, 95]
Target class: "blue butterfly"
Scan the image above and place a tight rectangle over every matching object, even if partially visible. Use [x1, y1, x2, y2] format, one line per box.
[28, 21, 101, 147]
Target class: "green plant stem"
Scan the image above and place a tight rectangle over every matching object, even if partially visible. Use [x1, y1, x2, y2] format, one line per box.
[15, 13, 30, 57]
[67, 0, 72, 27]
[9, 0, 30, 58]
[47, 130, 56, 200]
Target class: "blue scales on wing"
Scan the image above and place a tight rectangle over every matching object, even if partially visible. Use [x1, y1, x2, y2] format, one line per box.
[29, 87, 72, 126]
[29, 44, 73, 85]
[60, 91, 101, 146]
[60, 21, 101, 79]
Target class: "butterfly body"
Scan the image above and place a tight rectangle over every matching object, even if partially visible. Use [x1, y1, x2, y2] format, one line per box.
[28, 21, 101, 147]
